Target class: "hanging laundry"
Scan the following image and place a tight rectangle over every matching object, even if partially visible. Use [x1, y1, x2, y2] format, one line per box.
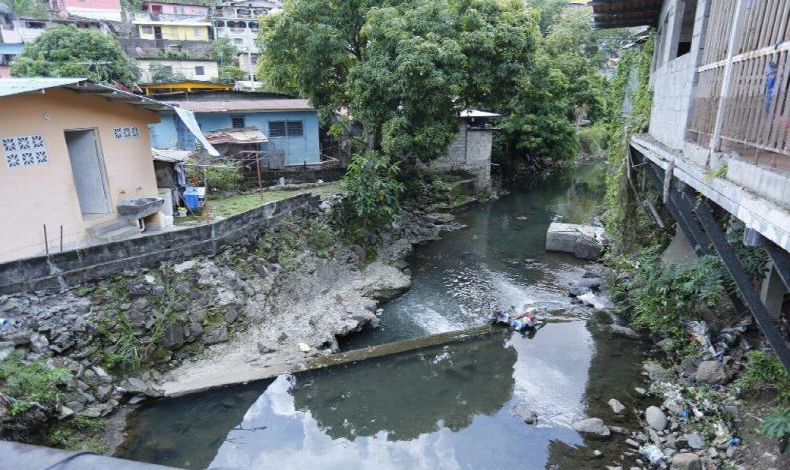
[765, 61, 778, 113]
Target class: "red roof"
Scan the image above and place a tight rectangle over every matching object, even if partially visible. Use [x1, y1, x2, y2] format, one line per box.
[165, 99, 314, 113]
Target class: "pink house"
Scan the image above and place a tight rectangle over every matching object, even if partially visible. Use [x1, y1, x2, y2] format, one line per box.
[142, 1, 210, 16]
[59, 0, 122, 22]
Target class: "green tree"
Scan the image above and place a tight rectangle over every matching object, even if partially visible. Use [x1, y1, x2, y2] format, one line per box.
[217, 65, 246, 84]
[148, 63, 179, 82]
[1, 0, 47, 17]
[211, 37, 239, 67]
[10, 25, 137, 84]
[260, 0, 540, 162]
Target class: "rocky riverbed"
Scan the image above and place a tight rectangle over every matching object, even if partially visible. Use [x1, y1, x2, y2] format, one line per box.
[0, 193, 462, 448]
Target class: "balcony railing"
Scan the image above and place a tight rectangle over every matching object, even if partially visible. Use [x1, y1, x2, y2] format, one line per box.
[688, 0, 790, 158]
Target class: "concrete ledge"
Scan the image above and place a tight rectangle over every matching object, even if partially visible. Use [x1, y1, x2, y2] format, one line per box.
[162, 325, 505, 397]
[0, 440, 183, 470]
[0, 193, 320, 294]
[632, 135, 790, 253]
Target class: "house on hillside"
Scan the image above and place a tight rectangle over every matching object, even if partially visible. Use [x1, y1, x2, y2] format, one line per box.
[149, 91, 321, 167]
[137, 80, 233, 95]
[47, 0, 123, 22]
[212, 0, 277, 81]
[137, 57, 220, 82]
[141, 1, 210, 17]
[0, 78, 215, 263]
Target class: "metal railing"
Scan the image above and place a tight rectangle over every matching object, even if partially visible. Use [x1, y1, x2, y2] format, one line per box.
[688, 0, 790, 158]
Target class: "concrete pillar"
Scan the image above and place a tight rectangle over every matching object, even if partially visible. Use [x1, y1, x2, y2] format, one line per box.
[760, 262, 786, 320]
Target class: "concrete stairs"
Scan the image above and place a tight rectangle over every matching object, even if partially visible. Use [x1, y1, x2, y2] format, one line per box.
[88, 219, 141, 243]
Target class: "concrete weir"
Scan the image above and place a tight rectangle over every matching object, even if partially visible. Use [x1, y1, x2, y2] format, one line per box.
[161, 324, 504, 397]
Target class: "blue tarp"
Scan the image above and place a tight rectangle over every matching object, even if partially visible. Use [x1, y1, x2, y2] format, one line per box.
[0, 44, 24, 55]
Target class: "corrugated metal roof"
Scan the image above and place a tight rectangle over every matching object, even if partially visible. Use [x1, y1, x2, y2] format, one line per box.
[460, 109, 501, 118]
[204, 127, 268, 145]
[152, 148, 192, 162]
[0, 78, 85, 97]
[166, 99, 314, 113]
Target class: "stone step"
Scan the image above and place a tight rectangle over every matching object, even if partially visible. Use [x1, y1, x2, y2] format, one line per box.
[88, 219, 141, 242]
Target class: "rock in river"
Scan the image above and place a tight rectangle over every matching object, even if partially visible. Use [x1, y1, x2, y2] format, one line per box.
[645, 406, 668, 431]
[670, 452, 701, 470]
[608, 398, 626, 414]
[571, 418, 611, 437]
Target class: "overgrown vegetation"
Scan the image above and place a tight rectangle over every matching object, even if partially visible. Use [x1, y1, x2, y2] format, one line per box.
[737, 350, 790, 402]
[0, 352, 68, 415]
[260, 216, 336, 270]
[602, 35, 656, 253]
[44, 416, 107, 453]
[760, 408, 790, 454]
[614, 253, 728, 357]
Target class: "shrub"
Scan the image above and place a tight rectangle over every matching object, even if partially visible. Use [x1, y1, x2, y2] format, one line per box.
[203, 163, 245, 193]
[340, 151, 404, 233]
[0, 352, 69, 414]
[626, 254, 727, 355]
[738, 350, 790, 401]
[760, 408, 790, 454]
[577, 123, 607, 159]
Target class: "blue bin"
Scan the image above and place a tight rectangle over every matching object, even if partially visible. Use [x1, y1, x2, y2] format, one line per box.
[183, 187, 201, 210]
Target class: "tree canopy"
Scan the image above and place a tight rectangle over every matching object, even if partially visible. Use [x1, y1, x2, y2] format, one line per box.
[259, 0, 540, 162]
[10, 25, 137, 85]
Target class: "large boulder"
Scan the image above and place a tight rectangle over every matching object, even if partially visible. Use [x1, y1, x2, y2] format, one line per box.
[571, 417, 611, 437]
[695, 360, 730, 384]
[670, 453, 701, 470]
[573, 236, 603, 260]
[645, 406, 668, 431]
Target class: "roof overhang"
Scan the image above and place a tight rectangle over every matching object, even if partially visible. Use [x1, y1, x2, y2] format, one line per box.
[590, 0, 662, 30]
[0, 78, 219, 156]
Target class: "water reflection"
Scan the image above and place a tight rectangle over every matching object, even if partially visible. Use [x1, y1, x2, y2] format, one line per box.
[290, 333, 516, 441]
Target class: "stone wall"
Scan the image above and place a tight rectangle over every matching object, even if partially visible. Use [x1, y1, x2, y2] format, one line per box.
[0, 194, 319, 295]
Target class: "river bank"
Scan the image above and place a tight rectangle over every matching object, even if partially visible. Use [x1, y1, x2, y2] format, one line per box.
[0, 188, 463, 452]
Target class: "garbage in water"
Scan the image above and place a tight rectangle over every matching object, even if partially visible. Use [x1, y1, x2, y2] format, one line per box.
[639, 445, 665, 466]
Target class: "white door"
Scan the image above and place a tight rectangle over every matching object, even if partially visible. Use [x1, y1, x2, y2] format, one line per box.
[65, 129, 110, 214]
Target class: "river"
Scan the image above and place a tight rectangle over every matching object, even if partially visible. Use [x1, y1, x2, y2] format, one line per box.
[115, 162, 647, 470]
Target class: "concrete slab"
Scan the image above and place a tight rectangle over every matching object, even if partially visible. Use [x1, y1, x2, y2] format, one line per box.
[160, 324, 504, 397]
[545, 222, 604, 253]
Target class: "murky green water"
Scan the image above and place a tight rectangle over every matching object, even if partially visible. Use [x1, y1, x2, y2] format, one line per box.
[115, 163, 647, 470]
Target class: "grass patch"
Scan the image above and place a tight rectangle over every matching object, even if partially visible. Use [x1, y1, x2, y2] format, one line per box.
[208, 182, 341, 218]
[0, 352, 69, 415]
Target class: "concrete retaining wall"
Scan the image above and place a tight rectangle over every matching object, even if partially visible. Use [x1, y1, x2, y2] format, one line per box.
[0, 193, 319, 295]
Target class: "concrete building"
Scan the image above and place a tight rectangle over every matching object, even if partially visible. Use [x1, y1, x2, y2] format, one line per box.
[141, 1, 210, 17]
[133, 18, 213, 41]
[137, 58, 220, 82]
[212, 0, 278, 79]
[432, 110, 499, 194]
[0, 15, 109, 45]
[593, 0, 790, 368]
[48, 0, 123, 22]
[149, 91, 321, 167]
[0, 78, 214, 263]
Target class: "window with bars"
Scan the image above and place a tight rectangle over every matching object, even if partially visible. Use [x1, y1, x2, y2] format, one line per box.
[231, 115, 246, 128]
[268, 121, 304, 138]
[195, 66, 204, 76]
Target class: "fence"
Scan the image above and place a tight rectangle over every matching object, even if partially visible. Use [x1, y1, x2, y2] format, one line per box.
[687, 0, 790, 158]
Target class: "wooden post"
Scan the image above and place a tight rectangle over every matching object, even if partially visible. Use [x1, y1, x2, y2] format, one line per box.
[59, 226, 63, 253]
[43, 224, 49, 255]
[203, 166, 209, 223]
[710, 0, 748, 152]
[256, 154, 264, 201]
